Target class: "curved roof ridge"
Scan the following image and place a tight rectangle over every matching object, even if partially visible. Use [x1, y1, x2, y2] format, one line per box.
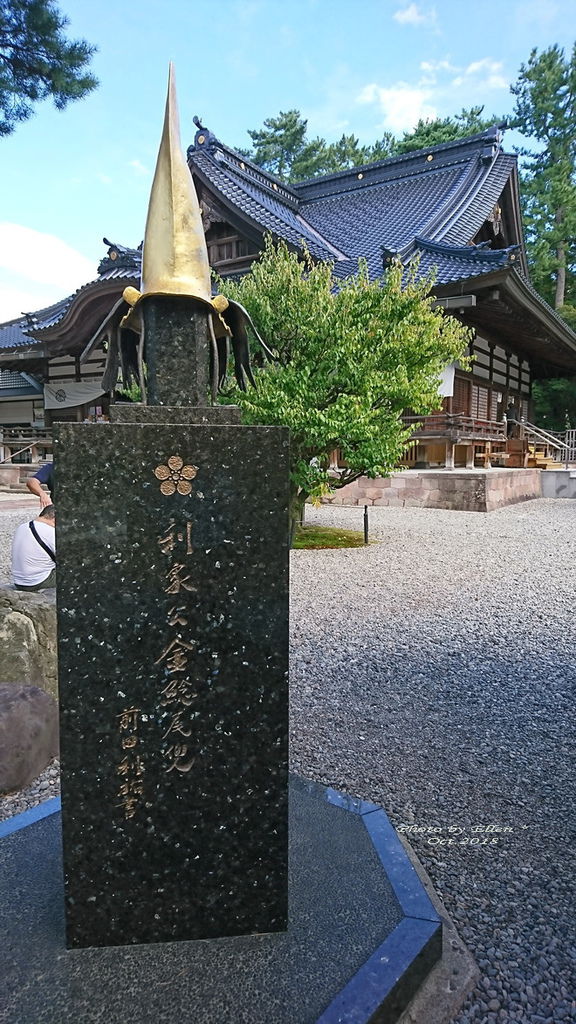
[189, 131, 300, 207]
[292, 124, 504, 193]
[191, 150, 347, 262]
[422, 144, 510, 243]
[0, 240, 141, 342]
[415, 236, 519, 261]
[415, 155, 484, 242]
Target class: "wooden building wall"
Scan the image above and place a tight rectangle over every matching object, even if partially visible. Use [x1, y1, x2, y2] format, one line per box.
[451, 335, 532, 423]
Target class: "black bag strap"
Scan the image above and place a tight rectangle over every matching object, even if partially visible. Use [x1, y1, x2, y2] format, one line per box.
[29, 521, 56, 564]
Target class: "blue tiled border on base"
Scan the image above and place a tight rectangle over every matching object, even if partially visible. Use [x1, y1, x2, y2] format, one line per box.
[0, 797, 61, 838]
[1, 784, 439, 1024]
[320, 787, 441, 1024]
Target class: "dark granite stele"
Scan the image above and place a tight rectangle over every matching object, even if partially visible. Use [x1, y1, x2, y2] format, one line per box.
[0, 775, 441, 1024]
[54, 420, 290, 948]
[109, 405, 242, 424]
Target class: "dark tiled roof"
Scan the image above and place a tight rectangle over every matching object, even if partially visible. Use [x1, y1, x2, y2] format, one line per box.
[0, 323, 34, 350]
[24, 294, 77, 333]
[192, 147, 346, 262]
[0, 369, 42, 394]
[98, 240, 142, 276]
[0, 369, 32, 387]
[188, 124, 519, 286]
[407, 237, 520, 283]
[189, 130, 349, 259]
[440, 153, 516, 247]
[0, 242, 140, 350]
[301, 164, 465, 277]
[292, 126, 505, 197]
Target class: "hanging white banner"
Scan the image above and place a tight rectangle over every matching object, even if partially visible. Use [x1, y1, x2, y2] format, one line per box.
[438, 362, 455, 397]
[44, 380, 106, 410]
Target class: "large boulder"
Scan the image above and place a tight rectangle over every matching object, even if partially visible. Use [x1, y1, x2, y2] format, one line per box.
[0, 684, 59, 794]
[0, 586, 57, 698]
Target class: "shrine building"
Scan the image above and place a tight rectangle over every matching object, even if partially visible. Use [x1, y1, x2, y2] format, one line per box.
[1, 124, 575, 480]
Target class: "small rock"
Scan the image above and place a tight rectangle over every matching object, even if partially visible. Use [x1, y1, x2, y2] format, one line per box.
[0, 684, 58, 793]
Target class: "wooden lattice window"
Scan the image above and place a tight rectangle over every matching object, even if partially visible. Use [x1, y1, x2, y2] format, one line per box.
[471, 384, 489, 420]
[452, 376, 470, 414]
[206, 232, 258, 267]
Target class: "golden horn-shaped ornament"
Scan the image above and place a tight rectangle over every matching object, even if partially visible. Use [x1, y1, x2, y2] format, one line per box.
[139, 63, 213, 305]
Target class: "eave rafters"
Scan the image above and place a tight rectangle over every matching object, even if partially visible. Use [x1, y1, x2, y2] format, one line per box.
[436, 268, 576, 372]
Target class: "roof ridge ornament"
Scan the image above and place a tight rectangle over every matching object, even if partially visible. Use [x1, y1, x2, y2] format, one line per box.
[190, 114, 219, 155]
[413, 235, 520, 263]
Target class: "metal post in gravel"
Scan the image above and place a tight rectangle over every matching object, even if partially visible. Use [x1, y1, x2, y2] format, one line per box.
[364, 504, 369, 545]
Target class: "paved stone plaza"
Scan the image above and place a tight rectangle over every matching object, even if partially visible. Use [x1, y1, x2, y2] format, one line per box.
[1, 497, 574, 1023]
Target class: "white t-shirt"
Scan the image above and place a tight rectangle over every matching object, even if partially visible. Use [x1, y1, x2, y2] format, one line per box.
[12, 519, 56, 587]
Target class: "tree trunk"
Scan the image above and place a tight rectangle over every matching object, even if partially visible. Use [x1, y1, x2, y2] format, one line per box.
[554, 206, 566, 309]
[555, 241, 566, 309]
[289, 487, 308, 548]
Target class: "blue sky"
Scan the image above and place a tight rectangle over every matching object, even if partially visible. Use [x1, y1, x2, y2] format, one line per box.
[0, 0, 574, 321]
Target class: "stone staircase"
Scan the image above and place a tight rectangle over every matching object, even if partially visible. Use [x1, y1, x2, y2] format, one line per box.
[527, 445, 560, 470]
[0, 461, 50, 494]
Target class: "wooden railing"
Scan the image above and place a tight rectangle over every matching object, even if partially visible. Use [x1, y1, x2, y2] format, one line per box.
[0, 427, 52, 464]
[402, 414, 506, 442]
[545, 427, 576, 463]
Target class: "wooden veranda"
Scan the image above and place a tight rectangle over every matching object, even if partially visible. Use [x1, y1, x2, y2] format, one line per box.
[401, 414, 573, 469]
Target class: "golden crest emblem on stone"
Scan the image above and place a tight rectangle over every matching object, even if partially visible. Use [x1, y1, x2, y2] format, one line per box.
[154, 456, 198, 495]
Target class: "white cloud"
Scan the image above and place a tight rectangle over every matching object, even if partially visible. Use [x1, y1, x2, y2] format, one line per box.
[393, 3, 436, 26]
[459, 57, 507, 90]
[129, 159, 150, 177]
[419, 58, 459, 85]
[357, 82, 437, 133]
[97, 173, 113, 186]
[485, 72, 508, 90]
[0, 224, 96, 322]
[420, 59, 458, 75]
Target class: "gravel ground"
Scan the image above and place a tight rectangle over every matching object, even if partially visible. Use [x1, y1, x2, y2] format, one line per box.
[290, 499, 576, 1024]
[1, 498, 575, 1023]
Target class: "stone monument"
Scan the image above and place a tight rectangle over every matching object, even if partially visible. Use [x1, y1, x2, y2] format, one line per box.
[55, 67, 289, 948]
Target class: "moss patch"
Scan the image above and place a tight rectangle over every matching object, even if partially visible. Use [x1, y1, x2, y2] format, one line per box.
[293, 524, 367, 549]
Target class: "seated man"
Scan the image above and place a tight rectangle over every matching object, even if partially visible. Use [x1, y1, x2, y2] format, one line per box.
[26, 462, 54, 508]
[12, 505, 56, 591]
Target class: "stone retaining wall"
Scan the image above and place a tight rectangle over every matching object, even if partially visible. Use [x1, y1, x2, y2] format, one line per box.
[541, 469, 576, 499]
[324, 469, 543, 513]
[0, 586, 57, 698]
[0, 465, 22, 488]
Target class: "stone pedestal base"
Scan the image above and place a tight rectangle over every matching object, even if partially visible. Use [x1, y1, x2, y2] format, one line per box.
[0, 776, 441, 1023]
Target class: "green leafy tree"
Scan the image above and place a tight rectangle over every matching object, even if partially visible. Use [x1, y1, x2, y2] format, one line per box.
[220, 239, 470, 537]
[0, 0, 97, 137]
[368, 133, 398, 162]
[241, 106, 502, 183]
[242, 109, 312, 181]
[241, 109, 396, 182]
[533, 377, 576, 430]
[394, 106, 504, 154]
[319, 131, 397, 173]
[511, 44, 576, 310]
